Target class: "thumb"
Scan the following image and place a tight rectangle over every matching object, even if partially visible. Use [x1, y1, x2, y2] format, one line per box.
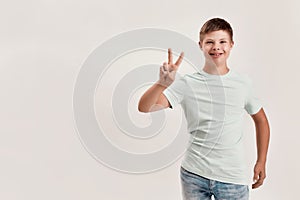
[253, 169, 259, 182]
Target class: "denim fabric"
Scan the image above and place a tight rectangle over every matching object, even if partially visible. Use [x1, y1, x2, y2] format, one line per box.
[180, 167, 249, 200]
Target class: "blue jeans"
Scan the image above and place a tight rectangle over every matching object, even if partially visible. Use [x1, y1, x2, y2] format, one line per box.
[180, 167, 249, 200]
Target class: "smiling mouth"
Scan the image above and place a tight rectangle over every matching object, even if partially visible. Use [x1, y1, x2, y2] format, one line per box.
[209, 53, 223, 57]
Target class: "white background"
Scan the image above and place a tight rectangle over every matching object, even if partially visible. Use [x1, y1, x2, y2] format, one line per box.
[1, 0, 299, 199]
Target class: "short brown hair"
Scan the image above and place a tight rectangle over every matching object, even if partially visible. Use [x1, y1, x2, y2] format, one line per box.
[199, 18, 233, 42]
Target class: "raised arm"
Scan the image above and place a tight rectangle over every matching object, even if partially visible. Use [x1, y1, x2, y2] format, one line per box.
[138, 48, 184, 113]
[251, 108, 270, 189]
[138, 83, 170, 112]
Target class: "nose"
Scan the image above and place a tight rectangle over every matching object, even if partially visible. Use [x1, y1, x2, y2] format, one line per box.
[212, 44, 220, 50]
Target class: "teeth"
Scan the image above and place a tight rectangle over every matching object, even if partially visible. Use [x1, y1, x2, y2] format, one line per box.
[210, 53, 222, 56]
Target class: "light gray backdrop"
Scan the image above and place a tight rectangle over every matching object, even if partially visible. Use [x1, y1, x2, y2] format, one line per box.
[0, 0, 299, 199]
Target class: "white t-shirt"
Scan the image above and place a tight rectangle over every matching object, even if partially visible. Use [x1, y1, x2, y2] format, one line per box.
[163, 69, 262, 185]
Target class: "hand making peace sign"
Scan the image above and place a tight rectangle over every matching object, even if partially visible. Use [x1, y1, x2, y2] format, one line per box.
[157, 48, 184, 87]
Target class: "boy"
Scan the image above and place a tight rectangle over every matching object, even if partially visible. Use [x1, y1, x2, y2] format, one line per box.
[138, 18, 270, 200]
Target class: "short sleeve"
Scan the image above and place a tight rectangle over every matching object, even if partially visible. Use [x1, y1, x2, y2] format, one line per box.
[244, 78, 262, 115]
[163, 76, 187, 109]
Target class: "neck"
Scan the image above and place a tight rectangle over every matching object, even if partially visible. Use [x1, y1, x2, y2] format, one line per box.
[203, 62, 229, 75]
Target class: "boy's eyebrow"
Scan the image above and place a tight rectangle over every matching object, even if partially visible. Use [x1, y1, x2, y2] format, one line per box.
[204, 38, 229, 41]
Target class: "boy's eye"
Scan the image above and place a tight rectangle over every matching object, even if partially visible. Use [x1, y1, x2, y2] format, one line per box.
[206, 41, 213, 44]
[220, 41, 227, 43]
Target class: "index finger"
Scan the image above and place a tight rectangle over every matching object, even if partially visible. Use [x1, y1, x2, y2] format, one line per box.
[252, 180, 263, 189]
[175, 52, 184, 66]
[252, 176, 264, 189]
[168, 48, 173, 64]
[252, 171, 266, 189]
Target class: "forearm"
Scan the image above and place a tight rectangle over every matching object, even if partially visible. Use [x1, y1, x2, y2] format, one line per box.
[255, 118, 270, 163]
[138, 83, 167, 112]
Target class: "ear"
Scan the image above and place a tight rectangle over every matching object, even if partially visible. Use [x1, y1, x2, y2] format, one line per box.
[198, 41, 203, 50]
[230, 41, 234, 49]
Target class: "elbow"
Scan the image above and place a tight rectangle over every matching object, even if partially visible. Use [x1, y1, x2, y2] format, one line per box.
[138, 106, 146, 113]
[138, 102, 149, 113]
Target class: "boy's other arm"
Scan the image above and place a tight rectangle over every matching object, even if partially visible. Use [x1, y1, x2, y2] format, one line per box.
[251, 108, 270, 189]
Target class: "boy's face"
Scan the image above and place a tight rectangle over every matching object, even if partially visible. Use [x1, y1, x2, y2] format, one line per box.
[199, 30, 234, 66]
